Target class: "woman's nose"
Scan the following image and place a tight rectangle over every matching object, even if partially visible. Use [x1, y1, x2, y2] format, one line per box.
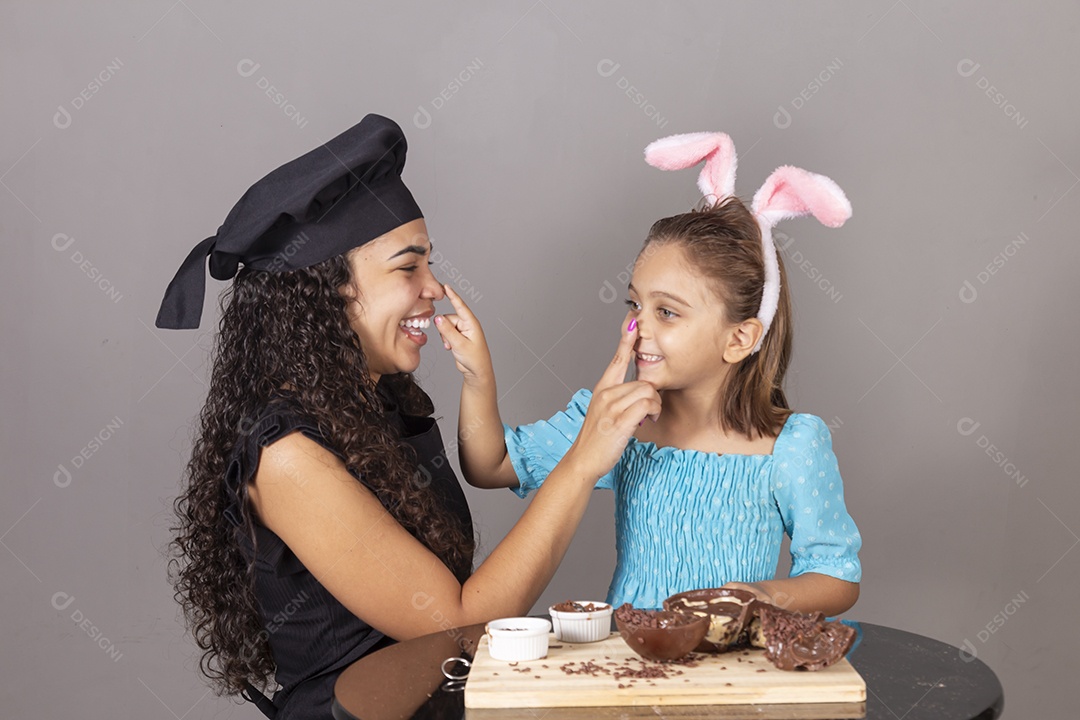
[422, 266, 445, 300]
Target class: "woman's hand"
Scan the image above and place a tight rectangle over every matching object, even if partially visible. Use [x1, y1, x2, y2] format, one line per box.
[564, 315, 662, 482]
[434, 284, 493, 387]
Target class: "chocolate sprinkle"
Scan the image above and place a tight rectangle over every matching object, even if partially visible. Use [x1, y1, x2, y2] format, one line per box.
[757, 603, 856, 671]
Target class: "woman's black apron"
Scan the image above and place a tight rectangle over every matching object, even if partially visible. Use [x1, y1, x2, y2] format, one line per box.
[223, 390, 474, 719]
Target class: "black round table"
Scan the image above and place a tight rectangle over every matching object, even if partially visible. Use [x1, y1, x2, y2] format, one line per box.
[332, 621, 1003, 720]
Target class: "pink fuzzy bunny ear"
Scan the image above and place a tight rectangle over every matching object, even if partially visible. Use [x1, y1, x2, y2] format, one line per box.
[644, 132, 737, 200]
[751, 165, 852, 230]
[749, 165, 852, 355]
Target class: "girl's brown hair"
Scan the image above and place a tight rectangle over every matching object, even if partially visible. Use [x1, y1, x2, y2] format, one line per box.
[642, 195, 793, 440]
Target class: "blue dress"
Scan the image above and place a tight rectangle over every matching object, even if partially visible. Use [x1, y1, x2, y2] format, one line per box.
[504, 389, 862, 609]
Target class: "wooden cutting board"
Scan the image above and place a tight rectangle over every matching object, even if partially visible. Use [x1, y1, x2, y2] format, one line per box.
[464, 632, 865, 712]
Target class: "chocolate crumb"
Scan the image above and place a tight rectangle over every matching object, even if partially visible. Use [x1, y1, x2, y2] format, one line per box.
[725, 682, 733, 686]
[559, 660, 612, 677]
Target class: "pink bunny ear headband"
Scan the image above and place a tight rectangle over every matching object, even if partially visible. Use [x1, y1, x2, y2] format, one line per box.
[644, 131, 852, 354]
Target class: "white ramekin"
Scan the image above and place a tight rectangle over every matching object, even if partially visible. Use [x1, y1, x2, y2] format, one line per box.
[484, 617, 551, 662]
[548, 601, 614, 643]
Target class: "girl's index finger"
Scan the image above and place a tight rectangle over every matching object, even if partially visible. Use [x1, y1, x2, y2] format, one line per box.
[442, 284, 476, 321]
[595, 317, 638, 392]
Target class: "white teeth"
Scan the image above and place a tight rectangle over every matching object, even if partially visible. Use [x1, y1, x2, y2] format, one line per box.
[637, 352, 663, 362]
[399, 317, 431, 330]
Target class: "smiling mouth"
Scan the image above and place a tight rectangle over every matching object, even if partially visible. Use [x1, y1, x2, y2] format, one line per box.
[398, 314, 432, 342]
[636, 352, 663, 363]
[399, 317, 431, 331]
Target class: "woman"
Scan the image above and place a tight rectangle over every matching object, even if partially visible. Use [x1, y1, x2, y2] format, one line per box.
[157, 114, 660, 719]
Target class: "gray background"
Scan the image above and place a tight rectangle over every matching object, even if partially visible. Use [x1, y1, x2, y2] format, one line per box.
[3, 1, 1076, 717]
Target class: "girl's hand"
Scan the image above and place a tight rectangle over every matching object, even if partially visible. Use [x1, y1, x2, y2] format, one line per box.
[434, 285, 493, 386]
[721, 575, 857, 615]
[721, 581, 775, 604]
[564, 316, 661, 481]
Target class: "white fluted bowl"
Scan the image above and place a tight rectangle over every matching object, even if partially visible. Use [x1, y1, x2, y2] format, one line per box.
[548, 601, 613, 643]
[485, 617, 551, 662]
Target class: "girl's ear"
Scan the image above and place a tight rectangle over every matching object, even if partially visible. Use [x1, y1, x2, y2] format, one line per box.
[644, 132, 737, 200]
[725, 317, 764, 363]
[751, 165, 852, 230]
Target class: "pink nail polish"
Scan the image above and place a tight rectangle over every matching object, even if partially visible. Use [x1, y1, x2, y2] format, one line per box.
[627, 318, 637, 332]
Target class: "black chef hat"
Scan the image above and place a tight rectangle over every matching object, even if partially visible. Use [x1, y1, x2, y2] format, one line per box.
[155, 114, 423, 329]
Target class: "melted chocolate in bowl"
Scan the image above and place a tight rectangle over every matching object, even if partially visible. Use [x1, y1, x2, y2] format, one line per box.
[551, 601, 609, 613]
[663, 588, 758, 652]
[613, 604, 709, 662]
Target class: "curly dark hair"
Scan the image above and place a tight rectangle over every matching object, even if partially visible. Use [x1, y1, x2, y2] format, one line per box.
[168, 253, 475, 696]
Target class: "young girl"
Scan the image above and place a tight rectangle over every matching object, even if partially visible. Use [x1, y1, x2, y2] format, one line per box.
[436, 131, 861, 615]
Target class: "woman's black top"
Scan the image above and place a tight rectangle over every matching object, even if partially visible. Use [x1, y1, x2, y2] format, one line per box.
[222, 386, 474, 719]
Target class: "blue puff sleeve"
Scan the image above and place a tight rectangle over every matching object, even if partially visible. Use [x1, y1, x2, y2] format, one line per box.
[772, 415, 862, 583]
[504, 388, 615, 498]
